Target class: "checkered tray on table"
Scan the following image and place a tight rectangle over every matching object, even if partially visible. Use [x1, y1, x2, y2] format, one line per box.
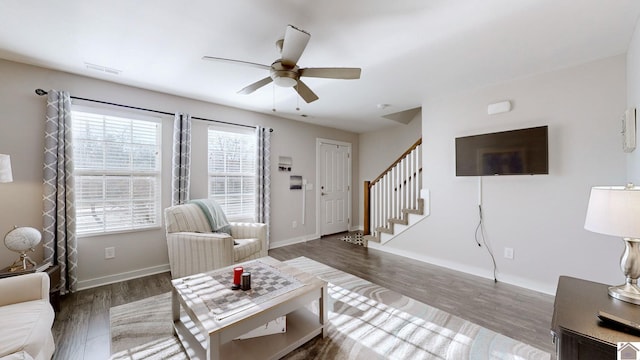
[181, 260, 304, 320]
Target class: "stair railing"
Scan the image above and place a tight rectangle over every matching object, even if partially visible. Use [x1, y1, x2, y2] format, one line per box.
[364, 138, 422, 236]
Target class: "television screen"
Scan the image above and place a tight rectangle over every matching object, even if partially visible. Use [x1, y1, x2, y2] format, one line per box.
[455, 126, 548, 176]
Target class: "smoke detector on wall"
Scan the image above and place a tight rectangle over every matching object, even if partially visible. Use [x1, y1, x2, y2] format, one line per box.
[487, 100, 511, 115]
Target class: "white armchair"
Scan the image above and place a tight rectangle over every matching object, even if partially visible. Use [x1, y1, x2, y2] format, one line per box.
[164, 203, 268, 279]
[0, 272, 55, 360]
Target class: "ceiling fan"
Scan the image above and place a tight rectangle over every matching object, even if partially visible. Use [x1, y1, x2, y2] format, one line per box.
[202, 25, 361, 103]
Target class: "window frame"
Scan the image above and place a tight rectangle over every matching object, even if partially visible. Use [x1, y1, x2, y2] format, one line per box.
[71, 105, 163, 237]
[207, 125, 257, 222]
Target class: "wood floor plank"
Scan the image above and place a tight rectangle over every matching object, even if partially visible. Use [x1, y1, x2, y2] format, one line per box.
[268, 235, 556, 354]
[51, 233, 555, 359]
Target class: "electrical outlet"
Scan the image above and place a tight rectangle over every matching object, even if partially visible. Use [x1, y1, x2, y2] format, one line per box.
[105, 247, 115, 259]
[504, 247, 514, 260]
[292, 221, 298, 229]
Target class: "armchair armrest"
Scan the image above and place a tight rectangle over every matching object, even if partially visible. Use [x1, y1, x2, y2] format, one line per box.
[230, 222, 268, 257]
[0, 272, 49, 307]
[166, 232, 235, 279]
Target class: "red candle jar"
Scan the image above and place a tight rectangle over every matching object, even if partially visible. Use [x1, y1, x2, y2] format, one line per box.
[233, 267, 243, 285]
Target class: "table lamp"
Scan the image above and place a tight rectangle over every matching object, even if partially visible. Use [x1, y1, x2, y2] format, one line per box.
[584, 184, 640, 305]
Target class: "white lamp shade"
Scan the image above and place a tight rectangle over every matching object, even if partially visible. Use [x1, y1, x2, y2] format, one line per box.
[584, 185, 640, 238]
[0, 154, 12, 183]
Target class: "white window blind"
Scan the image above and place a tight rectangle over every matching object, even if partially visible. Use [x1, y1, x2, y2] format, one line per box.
[71, 109, 161, 236]
[208, 127, 256, 221]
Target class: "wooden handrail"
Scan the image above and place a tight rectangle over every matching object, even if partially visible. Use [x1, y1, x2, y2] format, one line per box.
[364, 180, 371, 235]
[369, 138, 422, 187]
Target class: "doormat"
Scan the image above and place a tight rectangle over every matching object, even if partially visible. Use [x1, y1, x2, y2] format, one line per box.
[339, 232, 365, 246]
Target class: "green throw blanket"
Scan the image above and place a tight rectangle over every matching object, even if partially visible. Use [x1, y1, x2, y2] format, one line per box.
[189, 199, 232, 235]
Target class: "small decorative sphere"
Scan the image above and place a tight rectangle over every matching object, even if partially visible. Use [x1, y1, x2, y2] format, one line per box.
[4, 227, 42, 253]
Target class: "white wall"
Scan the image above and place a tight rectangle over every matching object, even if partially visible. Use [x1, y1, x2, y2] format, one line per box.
[358, 113, 422, 226]
[0, 59, 359, 288]
[627, 18, 640, 184]
[380, 55, 628, 295]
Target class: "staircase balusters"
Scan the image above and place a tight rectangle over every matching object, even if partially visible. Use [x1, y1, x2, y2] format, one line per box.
[364, 139, 422, 238]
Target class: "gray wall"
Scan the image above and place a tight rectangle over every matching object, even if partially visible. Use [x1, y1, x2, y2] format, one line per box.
[0, 59, 359, 288]
[381, 55, 628, 294]
[627, 19, 640, 184]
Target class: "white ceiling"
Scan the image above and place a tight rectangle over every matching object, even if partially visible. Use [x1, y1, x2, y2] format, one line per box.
[1, 1, 639, 133]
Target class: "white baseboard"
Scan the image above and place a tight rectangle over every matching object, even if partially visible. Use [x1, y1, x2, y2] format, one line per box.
[367, 242, 556, 295]
[77, 263, 171, 291]
[269, 234, 319, 249]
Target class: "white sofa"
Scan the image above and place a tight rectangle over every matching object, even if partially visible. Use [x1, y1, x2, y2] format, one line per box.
[165, 203, 268, 279]
[0, 272, 55, 360]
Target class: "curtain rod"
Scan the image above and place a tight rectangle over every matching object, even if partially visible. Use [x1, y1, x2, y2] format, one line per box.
[34, 89, 272, 131]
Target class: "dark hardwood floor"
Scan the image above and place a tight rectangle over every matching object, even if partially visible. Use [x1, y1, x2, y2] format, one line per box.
[51, 234, 555, 359]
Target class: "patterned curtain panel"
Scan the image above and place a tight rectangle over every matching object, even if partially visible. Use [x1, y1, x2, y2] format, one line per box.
[256, 126, 271, 247]
[43, 90, 77, 294]
[171, 113, 192, 206]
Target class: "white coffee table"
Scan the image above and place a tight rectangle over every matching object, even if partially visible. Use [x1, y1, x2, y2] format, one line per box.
[171, 257, 327, 360]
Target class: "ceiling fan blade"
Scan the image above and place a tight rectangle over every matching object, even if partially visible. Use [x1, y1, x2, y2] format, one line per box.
[202, 56, 271, 71]
[238, 76, 273, 95]
[299, 67, 361, 79]
[294, 80, 319, 103]
[280, 25, 311, 67]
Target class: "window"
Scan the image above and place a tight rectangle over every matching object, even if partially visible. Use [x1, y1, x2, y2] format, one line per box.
[208, 127, 256, 222]
[71, 108, 162, 236]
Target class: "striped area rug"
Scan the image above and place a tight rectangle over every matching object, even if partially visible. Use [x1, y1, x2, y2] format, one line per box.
[110, 257, 550, 360]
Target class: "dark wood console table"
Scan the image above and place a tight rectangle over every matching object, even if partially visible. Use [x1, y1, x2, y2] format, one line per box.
[551, 276, 640, 359]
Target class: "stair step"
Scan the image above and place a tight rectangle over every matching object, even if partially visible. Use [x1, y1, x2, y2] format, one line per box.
[403, 208, 423, 215]
[389, 218, 408, 225]
[375, 226, 393, 234]
[366, 195, 426, 247]
[363, 234, 379, 243]
[403, 198, 425, 215]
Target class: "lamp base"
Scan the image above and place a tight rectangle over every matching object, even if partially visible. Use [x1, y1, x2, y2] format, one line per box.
[608, 283, 640, 305]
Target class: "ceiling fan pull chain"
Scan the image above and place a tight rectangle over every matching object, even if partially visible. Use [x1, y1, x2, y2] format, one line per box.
[296, 84, 300, 111]
[272, 83, 276, 112]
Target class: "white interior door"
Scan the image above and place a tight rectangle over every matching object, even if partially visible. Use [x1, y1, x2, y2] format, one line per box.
[318, 140, 351, 236]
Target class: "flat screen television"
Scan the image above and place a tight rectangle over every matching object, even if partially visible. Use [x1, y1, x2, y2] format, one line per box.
[455, 126, 548, 176]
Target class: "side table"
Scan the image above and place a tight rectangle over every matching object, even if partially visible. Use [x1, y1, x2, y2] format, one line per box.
[0, 263, 61, 312]
[551, 276, 640, 359]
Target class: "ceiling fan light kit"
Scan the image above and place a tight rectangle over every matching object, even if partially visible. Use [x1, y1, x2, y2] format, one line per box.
[270, 62, 298, 87]
[203, 24, 361, 103]
[273, 77, 297, 87]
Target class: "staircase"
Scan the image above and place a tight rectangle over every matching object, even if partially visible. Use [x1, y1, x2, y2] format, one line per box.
[363, 138, 426, 246]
